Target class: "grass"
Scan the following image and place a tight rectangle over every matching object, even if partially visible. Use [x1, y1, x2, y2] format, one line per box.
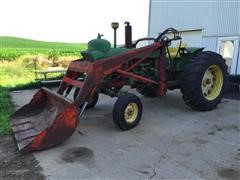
[0, 86, 14, 135]
[0, 37, 87, 88]
[0, 59, 35, 88]
[0, 36, 87, 135]
[0, 36, 84, 49]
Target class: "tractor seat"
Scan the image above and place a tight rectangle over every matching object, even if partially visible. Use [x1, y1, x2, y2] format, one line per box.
[167, 43, 187, 59]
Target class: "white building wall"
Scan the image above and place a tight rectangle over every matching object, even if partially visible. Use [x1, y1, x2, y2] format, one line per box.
[149, 0, 240, 50]
[201, 37, 218, 51]
[149, 0, 240, 75]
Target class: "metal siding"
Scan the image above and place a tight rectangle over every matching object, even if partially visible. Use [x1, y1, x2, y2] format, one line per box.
[214, 1, 240, 36]
[202, 37, 218, 51]
[149, 0, 240, 75]
[180, 31, 203, 47]
[149, 0, 240, 37]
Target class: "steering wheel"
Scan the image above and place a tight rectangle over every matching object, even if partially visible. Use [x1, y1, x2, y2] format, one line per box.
[155, 27, 181, 42]
[133, 28, 181, 47]
[132, 37, 156, 47]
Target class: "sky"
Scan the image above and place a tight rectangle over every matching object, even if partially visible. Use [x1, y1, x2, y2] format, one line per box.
[0, 0, 149, 43]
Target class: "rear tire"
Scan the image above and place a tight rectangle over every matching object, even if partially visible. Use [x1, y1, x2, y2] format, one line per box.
[181, 51, 228, 111]
[73, 87, 99, 109]
[113, 93, 143, 130]
[136, 85, 158, 97]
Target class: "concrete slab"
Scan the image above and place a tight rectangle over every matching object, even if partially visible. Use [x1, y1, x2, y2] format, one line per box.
[11, 88, 240, 180]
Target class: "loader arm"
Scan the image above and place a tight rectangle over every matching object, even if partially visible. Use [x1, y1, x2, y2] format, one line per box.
[58, 42, 166, 108]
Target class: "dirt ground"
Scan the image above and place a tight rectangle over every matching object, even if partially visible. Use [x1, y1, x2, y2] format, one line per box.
[1, 86, 239, 180]
[0, 135, 44, 180]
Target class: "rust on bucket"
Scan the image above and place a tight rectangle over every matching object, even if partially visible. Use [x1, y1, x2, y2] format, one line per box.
[11, 87, 78, 153]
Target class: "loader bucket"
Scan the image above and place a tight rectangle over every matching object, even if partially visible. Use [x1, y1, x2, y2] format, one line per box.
[11, 87, 78, 153]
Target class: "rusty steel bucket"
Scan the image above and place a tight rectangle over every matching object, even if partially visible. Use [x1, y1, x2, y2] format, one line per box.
[11, 87, 78, 153]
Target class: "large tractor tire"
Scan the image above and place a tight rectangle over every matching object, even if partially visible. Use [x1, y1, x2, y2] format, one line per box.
[181, 51, 228, 111]
[73, 87, 99, 109]
[113, 93, 143, 130]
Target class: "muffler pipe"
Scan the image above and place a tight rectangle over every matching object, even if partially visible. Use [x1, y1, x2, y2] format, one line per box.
[125, 21, 133, 48]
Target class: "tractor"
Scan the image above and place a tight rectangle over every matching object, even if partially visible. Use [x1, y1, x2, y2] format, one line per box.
[11, 22, 228, 152]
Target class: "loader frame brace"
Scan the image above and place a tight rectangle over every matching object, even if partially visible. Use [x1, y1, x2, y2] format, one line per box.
[57, 41, 167, 108]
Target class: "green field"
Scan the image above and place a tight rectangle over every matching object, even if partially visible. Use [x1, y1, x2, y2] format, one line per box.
[0, 36, 86, 61]
[0, 36, 87, 87]
[0, 36, 84, 49]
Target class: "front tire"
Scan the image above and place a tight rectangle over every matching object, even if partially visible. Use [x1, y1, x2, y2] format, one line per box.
[73, 87, 99, 109]
[113, 93, 143, 130]
[181, 51, 228, 111]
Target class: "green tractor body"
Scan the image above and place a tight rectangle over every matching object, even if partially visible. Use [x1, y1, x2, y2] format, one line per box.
[81, 35, 128, 61]
[73, 23, 227, 130]
[81, 35, 205, 83]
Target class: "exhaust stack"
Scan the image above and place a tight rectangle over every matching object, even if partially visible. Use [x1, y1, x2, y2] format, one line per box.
[125, 22, 133, 48]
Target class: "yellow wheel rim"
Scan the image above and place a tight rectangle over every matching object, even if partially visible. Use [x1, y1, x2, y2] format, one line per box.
[201, 65, 223, 100]
[124, 103, 138, 123]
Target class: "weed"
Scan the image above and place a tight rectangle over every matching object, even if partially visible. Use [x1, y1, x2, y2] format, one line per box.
[0, 86, 14, 135]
